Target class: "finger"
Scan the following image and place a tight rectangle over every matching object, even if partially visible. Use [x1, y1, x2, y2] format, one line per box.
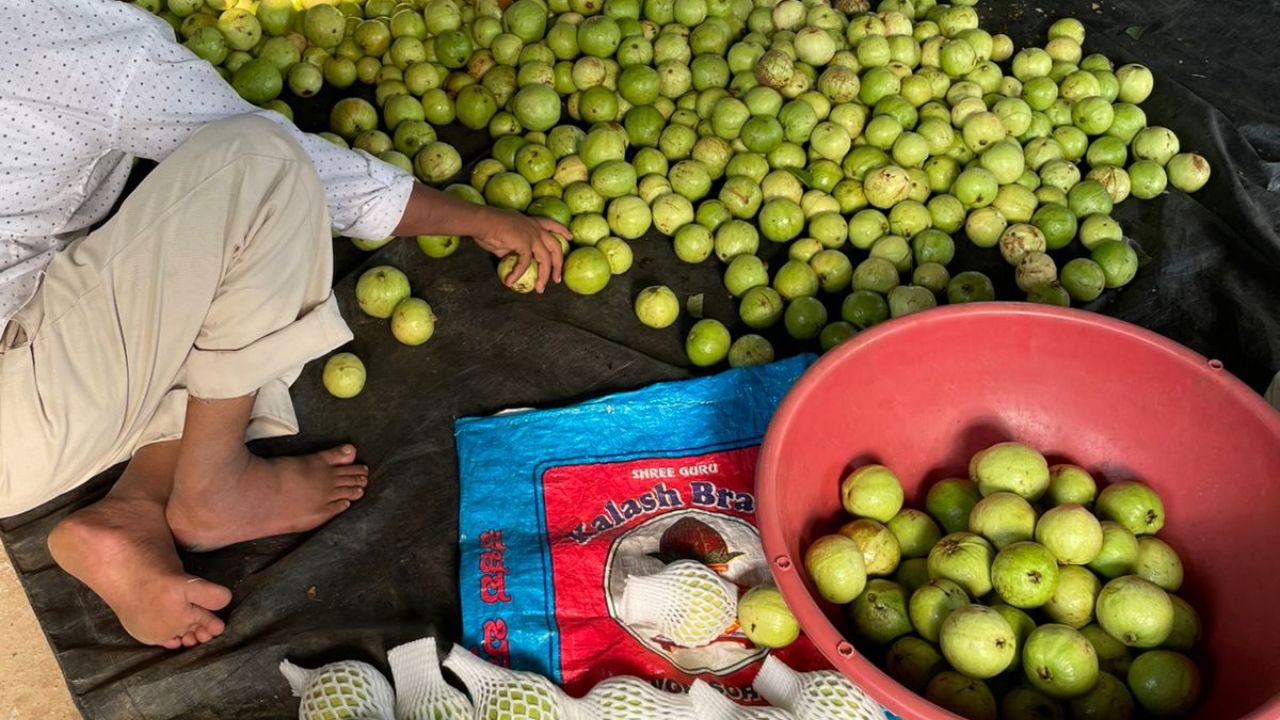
[537, 218, 572, 240]
[542, 232, 564, 283]
[531, 239, 552, 293]
[506, 251, 531, 287]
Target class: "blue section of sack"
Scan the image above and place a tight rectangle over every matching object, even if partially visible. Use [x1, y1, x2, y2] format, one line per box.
[454, 357, 813, 681]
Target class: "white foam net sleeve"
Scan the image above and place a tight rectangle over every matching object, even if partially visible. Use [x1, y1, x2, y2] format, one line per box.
[688, 680, 798, 720]
[753, 656, 883, 720]
[387, 638, 474, 720]
[442, 645, 589, 720]
[280, 659, 397, 720]
[618, 560, 739, 647]
[582, 675, 697, 720]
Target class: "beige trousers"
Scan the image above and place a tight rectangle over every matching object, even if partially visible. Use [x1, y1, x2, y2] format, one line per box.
[0, 115, 353, 517]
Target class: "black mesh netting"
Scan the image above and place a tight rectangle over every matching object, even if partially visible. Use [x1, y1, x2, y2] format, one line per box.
[2, 0, 1278, 716]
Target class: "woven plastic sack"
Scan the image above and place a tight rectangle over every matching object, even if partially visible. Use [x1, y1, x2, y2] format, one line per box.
[455, 357, 834, 698]
[443, 645, 587, 720]
[753, 655, 883, 720]
[387, 638, 473, 720]
[688, 680, 798, 720]
[280, 659, 396, 720]
[618, 559, 740, 648]
[582, 675, 697, 720]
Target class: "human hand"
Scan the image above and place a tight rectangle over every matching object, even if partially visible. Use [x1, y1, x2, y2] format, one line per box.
[471, 208, 568, 293]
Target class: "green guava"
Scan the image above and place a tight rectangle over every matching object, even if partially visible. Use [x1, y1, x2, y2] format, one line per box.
[947, 271, 996, 304]
[1096, 482, 1165, 536]
[773, 260, 821, 301]
[811, 250, 854, 294]
[1133, 538, 1183, 592]
[1087, 522, 1140, 580]
[895, 558, 932, 594]
[497, 255, 538, 294]
[685, 319, 730, 366]
[970, 442, 1051, 501]
[804, 534, 867, 604]
[1163, 595, 1201, 652]
[1046, 565, 1101, 628]
[322, 353, 366, 399]
[1044, 466, 1095, 504]
[888, 509, 943, 559]
[1166, 153, 1211, 193]
[840, 519, 902, 576]
[1127, 651, 1201, 718]
[850, 579, 912, 645]
[414, 142, 462, 185]
[851, 258, 900, 296]
[909, 579, 969, 643]
[912, 264, 951, 297]
[784, 297, 828, 341]
[888, 286, 937, 318]
[1097, 576, 1174, 648]
[737, 584, 800, 649]
[927, 478, 983, 534]
[841, 465, 905, 523]
[1002, 686, 1067, 720]
[1069, 671, 1136, 720]
[992, 604, 1037, 671]
[927, 532, 994, 597]
[417, 235, 459, 259]
[512, 85, 563, 132]
[738, 286, 784, 329]
[728, 334, 775, 368]
[1035, 504, 1104, 565]
[232, 58, 283, 104]
[992, 541, 1060, 609]
[940, 604, 1017, 679]
[356, 266, 411, 319]
[968, 492, 1037, 550]
[564, 246, 612, 295]
[1060, 258, 1107, 303]
[597, 237, 633, 275]
[886, 636, 947, 694]
[1081, 623, 1133, 678]
[1023, 624, 1100, 699]
[634, 286, 679, 329]
[390, 298, 436, 347]
[925, 672, 997, 720]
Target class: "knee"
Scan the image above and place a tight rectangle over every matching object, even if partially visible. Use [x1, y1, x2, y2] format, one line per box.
[196, 114, 309, 165]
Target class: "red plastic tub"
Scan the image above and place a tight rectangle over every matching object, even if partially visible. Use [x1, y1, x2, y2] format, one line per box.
[756, 304, 1280, 720]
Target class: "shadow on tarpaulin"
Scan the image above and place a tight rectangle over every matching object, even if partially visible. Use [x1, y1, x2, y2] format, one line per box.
[1, 0, 1278, 717]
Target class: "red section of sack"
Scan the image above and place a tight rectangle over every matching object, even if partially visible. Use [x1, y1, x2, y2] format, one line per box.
[541, 447, 831, 702]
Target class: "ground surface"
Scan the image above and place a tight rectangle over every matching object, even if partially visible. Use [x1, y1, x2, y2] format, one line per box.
[0, 543, 78, 719]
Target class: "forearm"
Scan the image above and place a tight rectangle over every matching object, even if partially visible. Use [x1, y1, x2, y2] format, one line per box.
[392, 183, 501, 238]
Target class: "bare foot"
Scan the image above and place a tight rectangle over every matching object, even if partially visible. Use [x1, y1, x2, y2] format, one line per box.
[48, 497, 232, 649]
[167, 445, 369, 551]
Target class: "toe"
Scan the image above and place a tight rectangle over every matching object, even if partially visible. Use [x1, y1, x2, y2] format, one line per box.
[335, 474, 368, 488]
[332, 486, 364, 502]
[329, 500, 352, 515]
[195, 628, 213, 644]
[163, 637, 182, 650]
[317, 445, 357, 466]
[181, 632, 198, 648]
[185, 577, 233, 612]
[335, 464, 369, 477]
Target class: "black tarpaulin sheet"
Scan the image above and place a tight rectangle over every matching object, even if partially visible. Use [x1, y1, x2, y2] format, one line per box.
[2, 0, 1278, 717]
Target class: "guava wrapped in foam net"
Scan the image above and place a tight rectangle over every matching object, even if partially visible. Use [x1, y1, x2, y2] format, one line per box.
[618, 559, 739, 647]
[279, 658, 396, 720]
[442, 645, 588, 720]
[387, 638, 473, 720]
[688, 680, 798, 719]
[753, 655, 882, 720]
[582, 675, 697, 720]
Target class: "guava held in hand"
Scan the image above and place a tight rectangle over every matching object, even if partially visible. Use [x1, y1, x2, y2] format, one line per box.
[969, 441, 1051, 501]
[841, 464, 905, 522]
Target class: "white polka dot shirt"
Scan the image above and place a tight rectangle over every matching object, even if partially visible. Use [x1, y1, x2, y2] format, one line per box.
[0, 0, 415, 327]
